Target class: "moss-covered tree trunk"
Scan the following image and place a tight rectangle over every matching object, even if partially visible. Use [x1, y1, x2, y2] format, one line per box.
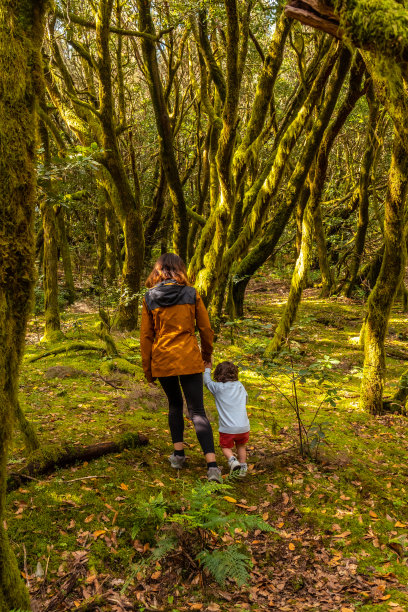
[313, 202, 334, 296]
[39, 123, 62, 342]
[264, 47, 353, 355]
[55, 206, 75, 304]
[96, 193, 107, 285]
[96, 0, 144, 330]
[105, 199, 119, 284]
[219, 43, 339, 307]
[0, 0, 47, 608]
[14, 401, 39, 453]
[137, 0, 188, 259]
[266, 193, 316, 357]
[359, 135, 408, 415]
[231, 46, 355, 317]
[41, 199, 62, 341]
[344, 85, 380, 297]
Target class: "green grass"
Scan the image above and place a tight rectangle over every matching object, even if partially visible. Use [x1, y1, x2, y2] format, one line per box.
[6, 279, 408, 611]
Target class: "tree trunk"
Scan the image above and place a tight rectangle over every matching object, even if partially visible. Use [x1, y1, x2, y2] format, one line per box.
[265, 194, 316, 357]
[231, 46, 354, 317]
[137, 0, 188, 259]
[96, 193, 107, 285]
[14, 401, 39, 453]
[263, 46, 353, 356]
[313, 202, 334, 296]
[285, 0, 408, 75]
[7, 433, 148, 492]
[0, 0, 47, 608]
[39, 123, 63, 343]
[344, 85, 380, 296]
[105, 201, 119, 284]
[359, 135, 408, 414]
[96, 0, 144, 329]
[55, 206, 76, 304]
[41, 200, 62, 341]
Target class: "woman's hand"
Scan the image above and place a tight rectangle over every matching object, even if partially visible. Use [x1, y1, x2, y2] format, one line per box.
[203, 361, 212, 369]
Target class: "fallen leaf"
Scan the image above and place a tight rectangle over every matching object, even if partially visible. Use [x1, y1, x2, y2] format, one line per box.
[288, 543, 295, 551]
[151, 571, 161, 580]
[333, 531, 351, 538]
[93, 530, 107, 539]
[394, 521, 406, 528]
[262, 512, 269, 521]
[369, 510, 378, 518]
[84, 514, 94, 523]
[223, 496, 237, 504]
[119, 483, 129, 491]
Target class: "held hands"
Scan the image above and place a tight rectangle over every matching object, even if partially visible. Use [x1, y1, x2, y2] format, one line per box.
[203, 356, 213, 369]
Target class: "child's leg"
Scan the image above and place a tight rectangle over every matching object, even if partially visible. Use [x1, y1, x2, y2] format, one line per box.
[236, 444, 247, 464]
[221, 447, 234, 461]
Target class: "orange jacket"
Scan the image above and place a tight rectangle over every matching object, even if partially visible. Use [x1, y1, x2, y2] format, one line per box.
[140, 280, 214, 381]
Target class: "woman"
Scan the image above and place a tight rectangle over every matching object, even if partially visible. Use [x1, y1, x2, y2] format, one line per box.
[140, 253, 222, 482]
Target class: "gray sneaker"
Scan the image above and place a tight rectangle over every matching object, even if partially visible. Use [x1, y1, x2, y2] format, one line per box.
[238, 463, 248, 478]
[169, 453, 186, 469]
[228, 456, 241, 474]
[207, 466, 222, 483]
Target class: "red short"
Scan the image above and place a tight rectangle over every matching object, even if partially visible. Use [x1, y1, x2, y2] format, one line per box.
[219, 431, 249, 449]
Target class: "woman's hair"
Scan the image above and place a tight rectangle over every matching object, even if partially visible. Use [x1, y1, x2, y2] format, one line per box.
[146, 253, 189, 288]
[213, 361, 239, 383]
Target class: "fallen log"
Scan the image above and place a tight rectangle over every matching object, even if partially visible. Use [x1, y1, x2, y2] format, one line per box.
[7, 432, 148, 492]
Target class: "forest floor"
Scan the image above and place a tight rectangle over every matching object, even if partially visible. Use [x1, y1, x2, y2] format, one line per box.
[7, 270, 408, 612]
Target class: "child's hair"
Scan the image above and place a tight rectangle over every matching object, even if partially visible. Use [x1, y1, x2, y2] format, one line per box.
[213, 361, 239, 383]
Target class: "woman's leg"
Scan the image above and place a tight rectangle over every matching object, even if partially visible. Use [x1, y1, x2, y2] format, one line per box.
[179, 373, 216, 461]
[158, 376, 184, 449]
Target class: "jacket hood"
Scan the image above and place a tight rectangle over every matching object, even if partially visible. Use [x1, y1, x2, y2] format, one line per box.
[146, 280, 194, 309]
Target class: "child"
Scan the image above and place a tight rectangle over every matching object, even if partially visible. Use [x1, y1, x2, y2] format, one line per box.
[203, 361, 250, 477]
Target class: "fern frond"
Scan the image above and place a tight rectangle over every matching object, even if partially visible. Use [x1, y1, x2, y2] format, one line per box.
[197, 545, 251, 586]
[233, 514, 277, 534]
[151, 534, 177, 560]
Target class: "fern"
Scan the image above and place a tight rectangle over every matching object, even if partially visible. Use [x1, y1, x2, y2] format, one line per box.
[232, 514, 277, 534]
[169, 480, 276, 537]
[197, 545, 251, 586]
[131, 491, 168, 540]
[151, 534, 178, 561]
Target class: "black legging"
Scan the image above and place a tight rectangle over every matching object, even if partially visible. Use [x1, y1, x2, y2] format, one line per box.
[158, 372, 215, 455]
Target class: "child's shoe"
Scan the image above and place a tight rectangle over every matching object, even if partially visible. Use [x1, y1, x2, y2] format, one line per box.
[228, 456, 241, 474]
[207, 466, 222, 483]
[238, 463, 248, 478]
[169, 453, 186, 469]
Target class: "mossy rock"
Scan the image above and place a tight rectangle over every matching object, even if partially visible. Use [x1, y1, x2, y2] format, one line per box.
[45, 366, 88, 379]
[100, 358, 141, 377]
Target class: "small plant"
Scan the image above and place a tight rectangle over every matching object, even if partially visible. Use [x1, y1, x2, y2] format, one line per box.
[131, 491, 168, 543]
[128, 481, 275, 588]
[241, 343, 340, 458]
[197, 545, 251, 586]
